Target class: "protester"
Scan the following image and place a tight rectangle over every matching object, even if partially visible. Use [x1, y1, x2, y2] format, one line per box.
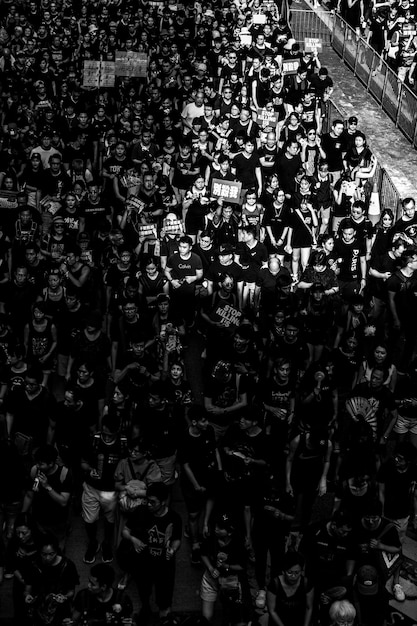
[0, 2, 415, 625]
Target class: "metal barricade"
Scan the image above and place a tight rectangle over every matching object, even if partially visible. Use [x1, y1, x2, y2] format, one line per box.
[290, 9, 334, 46]
[330, 12, 417, 153]
[289, 9, 404, 216]
[322, 100, 402, 217]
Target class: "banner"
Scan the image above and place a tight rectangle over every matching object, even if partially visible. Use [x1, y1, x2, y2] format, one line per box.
[115, 51, 148, 78]
[83, 61, 100, 88]
[83, 61, 115, 87]
[211, 179, 242, 204]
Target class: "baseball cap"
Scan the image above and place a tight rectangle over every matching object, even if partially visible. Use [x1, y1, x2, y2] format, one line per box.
[217, 243, 235, 255]
[53, 216, 65, 224]
[349, 116, 358, 124]
[356, 565, 379, 596]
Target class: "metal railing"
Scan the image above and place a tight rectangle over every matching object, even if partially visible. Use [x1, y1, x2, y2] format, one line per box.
[332, 13, 417, 149]
[289, 9, 404, 216]
[322, 99, 402, 216]
[291, 9, 335, 47]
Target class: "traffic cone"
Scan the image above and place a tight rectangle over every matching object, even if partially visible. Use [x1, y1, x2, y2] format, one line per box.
[368, 180, 381, 225]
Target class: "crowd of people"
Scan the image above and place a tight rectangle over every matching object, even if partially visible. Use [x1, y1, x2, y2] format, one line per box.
[338, 0, 417, 85]
[0, 0, 416, 625]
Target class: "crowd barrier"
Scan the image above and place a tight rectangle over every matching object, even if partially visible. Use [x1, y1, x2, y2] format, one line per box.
[291, 9, 404, 216]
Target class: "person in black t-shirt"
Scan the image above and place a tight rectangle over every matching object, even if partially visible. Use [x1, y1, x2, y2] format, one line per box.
[200, 513, 251, 625]
[332, 220, 367, 302]
[377, 443, 417, 537]
[72, 563, 134, 626]
[24, 534, 79, 626]
[231, 138, 262, 194]
[321, 120, 345, 183]
[179, 406, 222, 565]
[120, 482, 182, 623]
[23, 444, 72, 547]
[386, 248, 417, 370]
[299, 510, 355, 594]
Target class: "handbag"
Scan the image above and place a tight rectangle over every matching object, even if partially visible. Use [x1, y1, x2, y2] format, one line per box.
[118, 459, 147, 513]
[218, 574, 242, 604]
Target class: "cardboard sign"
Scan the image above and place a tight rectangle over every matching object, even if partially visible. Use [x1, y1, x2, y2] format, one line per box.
[127, 196, 145, 212]
[83, 61, 115, 87]
[83, 61, 100, 87]
[137, 224, 158, 239]
[304, 37, 323, 52]
[115, 51, 148, 78]
[211, 179, 242, 204]
[211, 302, 242, 328]
[257, 108, 278, 128]
[401, 23, 417, 36]
[100, 61, 115, 87]
[282, 59, 300, 75]
[239, 33, 253, 46]
[162, 218, 184, 235]
[253, 13, 267, 24]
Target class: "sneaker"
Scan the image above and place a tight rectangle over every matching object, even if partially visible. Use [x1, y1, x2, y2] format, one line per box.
[83, 541, 99, 564]
[191, 546, 201, 565]
[4, 572, 14, 580]
[101, 542, 113, 563]
[393, 583, 405, 602]
[255, 589, 266, 609]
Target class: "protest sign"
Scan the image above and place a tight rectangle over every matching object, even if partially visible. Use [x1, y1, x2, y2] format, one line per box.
[211, 179, 242, 205]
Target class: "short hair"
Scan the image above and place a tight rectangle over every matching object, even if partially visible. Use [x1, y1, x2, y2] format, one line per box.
[402, 197, 415, 208]
[24, 242, 39, 253]
[39, 533, 61, 554]
[340, 218, 356, 231]
[241, 224, 257, 238]
[34, 444, 58, 465]
[329, 600, 356, 624]
[399, 247, 417, 268]
[25, 366, 43, 384]
[332, 118, 344, 128]
[147, 482, 169, 502]
[281, 551, 305, 572]
[90, 563, 115, 588]
[101, 413, 120, 434]
[332, 509, 353, 528]
[178, 235, 193, 246]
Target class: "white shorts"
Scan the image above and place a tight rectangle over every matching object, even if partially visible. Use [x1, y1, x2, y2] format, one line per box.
[394, 414, 417, 435]
[81, 482, 118, 524]
[200, 571, 219, 603]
